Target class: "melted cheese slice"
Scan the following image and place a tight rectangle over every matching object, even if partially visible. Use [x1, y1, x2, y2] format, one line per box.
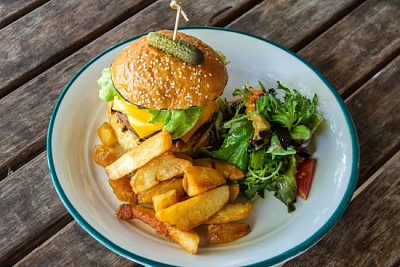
[112, 97, 164, 138]
[112, 97, 217, 140]
[180, 100, 218, 143]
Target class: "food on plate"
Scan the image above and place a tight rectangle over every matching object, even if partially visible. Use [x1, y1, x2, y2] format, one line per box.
[92, 29, 322, 254]
[202, 81, 323, 212]
[205, 203, 253, 224]
[228, 184, 240, 202]
[116, 203, 200, 254]
[92, 144, 120, 168]
[152, 189, 178, 212]
[97, 30, 228, 151]
[137, 177, 185, 204]
[206, 223, 251, 245]
[97, 122, 118, 147]
[295, 159, 316, 200]
[182, 165, 226, 197]
[155, 185, 229, 230]
[105, 131, 172, 180]
[131, 153, 192, 193]
[108, 177, 136, 203]
[193, 158, 244, 180]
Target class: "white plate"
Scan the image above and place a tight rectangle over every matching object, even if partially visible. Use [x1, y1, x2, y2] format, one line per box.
[47, 27, 359, 266]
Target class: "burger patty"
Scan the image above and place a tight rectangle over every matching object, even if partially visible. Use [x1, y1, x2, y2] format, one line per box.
[114, 111, 136, 134]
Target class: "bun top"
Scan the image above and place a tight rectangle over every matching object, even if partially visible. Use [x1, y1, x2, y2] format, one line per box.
[111, 30, 228, 110]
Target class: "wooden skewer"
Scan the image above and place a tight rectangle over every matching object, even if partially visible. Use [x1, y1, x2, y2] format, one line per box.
[170, 0, 189, 40]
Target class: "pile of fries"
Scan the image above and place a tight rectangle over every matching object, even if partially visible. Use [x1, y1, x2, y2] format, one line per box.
[93, 123, 253, 254]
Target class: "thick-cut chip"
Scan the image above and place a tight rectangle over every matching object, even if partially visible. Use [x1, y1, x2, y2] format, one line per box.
[183, 166, 226, 197]
[205, 203, 253, 224]
[108, 177, 136, 203]
[152, 189, 178, 212]
[107, 103, 140, 151]
[156, 185, 229, 230]
[97, 122, 118, 147]
[93, 145, 120, 167]
[193, 158, 213, 168]
[228, 184, 240, 202]
[105, 131, 172, 180]
[131, 153, 192, 194]
[194, 158, 244, 180]
[137, 178, 185, 204]
[206, 223, 251, 245]
[116, 204, 199, 254]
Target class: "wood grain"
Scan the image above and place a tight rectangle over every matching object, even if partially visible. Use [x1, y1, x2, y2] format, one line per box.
[228, 0, 363, 50]
[298, 0, 400, 96]
[0, 152, 70, 265]
[285, 151, 400, 267]
[15, 222, 136, 267]
[345, 55, 400, 186]
[0, 0, 156, 98]
[0, 0, 48, 29]
[0, 0, 255, 180]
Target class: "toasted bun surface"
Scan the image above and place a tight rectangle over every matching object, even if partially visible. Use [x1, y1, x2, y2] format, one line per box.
[111, 30, 228, 110]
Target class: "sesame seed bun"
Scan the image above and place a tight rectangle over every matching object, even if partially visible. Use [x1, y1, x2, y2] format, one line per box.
[110, 30, 228, 110]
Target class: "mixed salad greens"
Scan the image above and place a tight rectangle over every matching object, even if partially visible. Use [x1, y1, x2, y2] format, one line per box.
[202, 81, 323, 212]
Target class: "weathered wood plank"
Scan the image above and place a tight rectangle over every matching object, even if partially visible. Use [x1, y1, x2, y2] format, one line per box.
[0, 0, 49, 29]
[0, 0, 156, 98]
[298, 0, 400, 96]
[285, 151, 400, 267]
[0, 152, 70, 265]
[0, 0, 256, 179]
[228, 0, 363, 51]
[15, 222, 136, 267]
[346, 55, 400, 186]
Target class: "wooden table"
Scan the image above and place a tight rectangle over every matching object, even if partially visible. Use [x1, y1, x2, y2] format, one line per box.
[1, 0, 399, 266]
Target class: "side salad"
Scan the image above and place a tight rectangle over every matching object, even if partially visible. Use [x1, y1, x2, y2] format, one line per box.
[202, 81, 323, 212]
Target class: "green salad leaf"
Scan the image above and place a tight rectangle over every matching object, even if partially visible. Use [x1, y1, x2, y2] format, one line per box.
[203, 81, 322, 213]
[256, 81, 318, 130]
[149, 107, 203, 139]
[205, 120, 253, 170]
[97, 68, 120, 102]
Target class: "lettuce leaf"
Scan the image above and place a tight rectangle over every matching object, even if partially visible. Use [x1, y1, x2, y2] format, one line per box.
[97, 68, 120, 102]
[149, 107, 203, 139]
[205, 120, 253, 170]
[257, 81, 318, 130]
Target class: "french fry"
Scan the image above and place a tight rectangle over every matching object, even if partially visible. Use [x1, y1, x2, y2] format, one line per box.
[211, 159, 244, 180]
[194, 158, 244, 180]
[107, 103, 140, 151]
[183, 166, 226, 197]
[193, 158, 213, 168]
[131, 153, 192, 194]
[206, 223, 251, 245]
[105, 131, 172, 180]
[229, 184, 240, 202]
[116, 204, 200, 254]
[137, 178, 185, 204]
[156, 185, 229, 230]
[108, 177, 136, 203]
[152, 189, 178, 213]
[97, 122, 118, 147]
[205, 203, 253, 224]
[92, 145, 120, 167]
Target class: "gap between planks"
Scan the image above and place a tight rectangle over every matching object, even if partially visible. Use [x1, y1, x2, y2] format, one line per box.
[351, 149, 400, 201]
[0, 0, 50, 30]
[0, 0, 157, 100]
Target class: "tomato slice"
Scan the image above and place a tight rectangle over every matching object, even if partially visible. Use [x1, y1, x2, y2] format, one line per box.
[296, 159, 316, 200]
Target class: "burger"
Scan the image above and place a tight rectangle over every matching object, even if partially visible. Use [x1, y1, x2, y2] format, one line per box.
[97, 30, 228, 153]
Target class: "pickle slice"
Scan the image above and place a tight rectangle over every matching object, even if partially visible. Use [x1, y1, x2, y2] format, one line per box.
[147, 32, 204, 65]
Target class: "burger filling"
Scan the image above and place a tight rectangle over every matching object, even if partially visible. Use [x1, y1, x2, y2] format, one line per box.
[98, 67, 217, 141]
